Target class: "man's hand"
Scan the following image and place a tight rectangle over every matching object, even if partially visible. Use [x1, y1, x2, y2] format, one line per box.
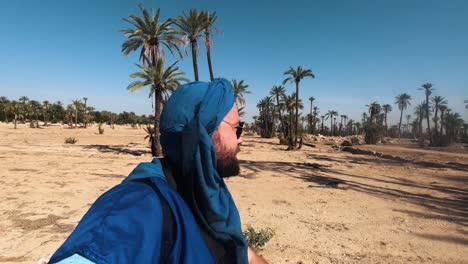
[248, 247, 268, 264]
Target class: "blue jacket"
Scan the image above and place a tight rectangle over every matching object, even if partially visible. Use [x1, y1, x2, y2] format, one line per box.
[49, 159, 214, 263]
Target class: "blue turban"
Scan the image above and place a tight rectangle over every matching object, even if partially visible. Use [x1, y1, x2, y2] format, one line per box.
[160, 79, 248, 263]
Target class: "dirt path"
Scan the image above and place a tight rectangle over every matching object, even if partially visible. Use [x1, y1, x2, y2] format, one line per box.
[0, 124, 466, 263]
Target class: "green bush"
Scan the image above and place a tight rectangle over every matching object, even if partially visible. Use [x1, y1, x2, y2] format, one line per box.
[64, 137, 77, 144]
[243, 226, 274, 249]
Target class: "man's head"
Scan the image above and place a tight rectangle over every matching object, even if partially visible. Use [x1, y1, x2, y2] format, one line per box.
[211, 104, 243, 178]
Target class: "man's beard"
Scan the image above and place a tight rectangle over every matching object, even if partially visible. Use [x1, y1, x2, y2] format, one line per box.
[217, 155, 240, 178]
[217, 145, 241, 178]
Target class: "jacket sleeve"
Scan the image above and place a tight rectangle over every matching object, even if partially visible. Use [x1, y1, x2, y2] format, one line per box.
[49, 182, 164, 264]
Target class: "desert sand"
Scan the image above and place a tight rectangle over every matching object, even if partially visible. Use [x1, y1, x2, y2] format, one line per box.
[0, 123, 467, 263]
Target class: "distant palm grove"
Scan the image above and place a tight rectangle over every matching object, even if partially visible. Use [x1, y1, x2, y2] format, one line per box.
[1, 3, 467, 153]
[253, 81, 467, 147]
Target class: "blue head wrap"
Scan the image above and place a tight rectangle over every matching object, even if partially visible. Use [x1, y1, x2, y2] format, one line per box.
[160, 79, 248, 263]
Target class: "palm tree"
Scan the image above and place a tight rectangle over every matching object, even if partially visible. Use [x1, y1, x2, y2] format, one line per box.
[445, 111, 464, 143]
[19, 96, 29, 123]
[320, 115, 325, 133]
[10, 101, 21, 129]
[325, 110, 338, 136]
[382, 104, 392, 134]
[256, 96, 275, 138]
[406, 114, 411, 134]
[431, 95, 447, 139]
[231, 79, 250, 107]
[83, 97, 88, 128]
[414, 102, 426, 139]
[201, 11, 220, 81]
[395, 93, 412, 138]
[28, 100, 41, 128]
[438, 105, 448, 136]
[308, 97, 315, 133]
[127, 59, 188, 157]
[312, 106, 319, 134]
[121, 3, 183, 66]
[0, 96, 9, 123]
[367, 102, 381, 124]
[282, 66, 315, 147]
[175, 9, 205, 81]
[282, 93, 303, 147]
[72, 99, 82, 128]
[419, 83, 434, 142]
[270, 85, 286, 139]
[43, 100, 50, 126]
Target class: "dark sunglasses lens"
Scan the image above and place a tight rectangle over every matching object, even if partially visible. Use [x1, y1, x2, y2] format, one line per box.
[236, 122, 244, 138]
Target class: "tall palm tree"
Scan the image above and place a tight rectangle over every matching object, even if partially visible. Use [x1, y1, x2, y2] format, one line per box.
[438, 105, 448, 136]
[406, 114, 411, 134]
[175, 9, 205, 81]
[127, 59, 188, 157]
[382, 104, 392, 134]
[414, 102, 427, 139]
[282, 66, 315, 147]
[43, 100, 50, 126]
[431, 95, 447, 138]
[0, 96, 9, 123]
[72, 99, 82, 128]
[121, 3, 183, 66]
[231, 79, 250, 107]
[201, 11, 220, 81]
[419, 83, 434, 142]
[256, 96, 275, 138]
[83, 97, 88, 128]
[325, 110, 338, 136]
[282, 93, 303, 147]
[320, 115, 325, 133]
[312, 106, 319, 134]
[395, 93, 412, 138]
[308, 96, 315, 133]
[270, 85, 286, 138]
[367, 102, 381, 124]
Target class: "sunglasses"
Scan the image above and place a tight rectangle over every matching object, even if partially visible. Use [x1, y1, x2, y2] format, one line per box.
[223, 120, 245, 138]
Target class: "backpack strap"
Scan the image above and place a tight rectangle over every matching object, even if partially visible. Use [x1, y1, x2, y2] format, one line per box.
[132, 178, 175, 264]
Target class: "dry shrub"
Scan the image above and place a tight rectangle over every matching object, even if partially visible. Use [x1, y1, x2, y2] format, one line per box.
[64, 137, 77, 144]
[243, 226, 274, 249]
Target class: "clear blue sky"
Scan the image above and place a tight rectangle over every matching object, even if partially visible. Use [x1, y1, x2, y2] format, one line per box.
[1, 0, 467, 124]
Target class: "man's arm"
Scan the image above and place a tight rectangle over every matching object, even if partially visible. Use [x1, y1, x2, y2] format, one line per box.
[248, 247, 268, 264]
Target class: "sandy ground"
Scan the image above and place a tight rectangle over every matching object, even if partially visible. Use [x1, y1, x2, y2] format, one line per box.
[0, 123, 467, 264]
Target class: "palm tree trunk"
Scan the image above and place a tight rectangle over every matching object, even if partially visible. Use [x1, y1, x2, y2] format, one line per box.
[35, 113, 39, 128]
[294, 81, 299, 147]
[398, 109, 403, 138]
[385, 113, 388, 136]
[14, 114, 17, 129]
[154, 89, 163, 157]
[425, 96, 431, 143]
[4, 110, 8, 123]
[206, 32, 214, 81]
[330, 118, 333, 136]
[276, 96, 286, 141]
[434, 107, 439, 138]
[191, 40, 199, 81]
[75, 110, 78, 128]
[439, 111, 444, 136]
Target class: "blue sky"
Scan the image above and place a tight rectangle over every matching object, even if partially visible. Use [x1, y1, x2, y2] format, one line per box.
[1, 0, 467, 124]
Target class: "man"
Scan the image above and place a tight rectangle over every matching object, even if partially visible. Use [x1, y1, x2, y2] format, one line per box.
[49, 79, 267, 263]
